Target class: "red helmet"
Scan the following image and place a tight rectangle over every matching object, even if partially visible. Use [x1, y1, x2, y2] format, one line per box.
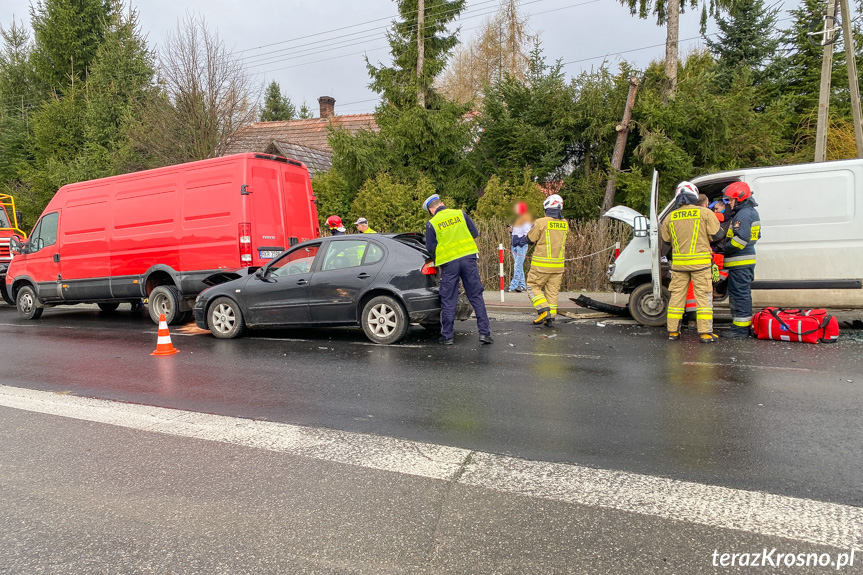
[326, 215, 342, 229]
[723, 182, 752, 203]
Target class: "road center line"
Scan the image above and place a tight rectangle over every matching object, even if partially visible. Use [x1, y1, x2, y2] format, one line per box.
[683, 361, 813, 372]
[0, 384, 858, 550]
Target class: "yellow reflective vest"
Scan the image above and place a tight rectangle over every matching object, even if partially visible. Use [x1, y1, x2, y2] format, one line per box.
[429, 208, 479, 265]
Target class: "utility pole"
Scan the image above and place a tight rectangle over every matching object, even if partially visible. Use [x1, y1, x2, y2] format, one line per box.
[602, 77, 640, 215]
[815, 0, 838, 162]
[839, 0, 863, 157]
[417, 0, 425, 108]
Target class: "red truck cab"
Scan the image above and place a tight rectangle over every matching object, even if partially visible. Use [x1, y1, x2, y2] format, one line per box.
[6, 154, 319, 324]
[0, 193, 26, 305]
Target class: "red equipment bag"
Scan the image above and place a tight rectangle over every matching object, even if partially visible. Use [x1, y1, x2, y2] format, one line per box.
[752, 307, 840, 344]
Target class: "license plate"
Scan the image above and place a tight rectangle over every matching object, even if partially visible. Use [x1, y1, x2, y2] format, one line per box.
[259, 250, 281, 260]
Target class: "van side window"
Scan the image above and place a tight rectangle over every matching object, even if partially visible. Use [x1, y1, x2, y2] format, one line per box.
[29, 212, 59, 252]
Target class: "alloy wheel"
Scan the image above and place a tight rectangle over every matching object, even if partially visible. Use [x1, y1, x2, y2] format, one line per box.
[212, 303, 236, 334]
[368, 303, 398, 337]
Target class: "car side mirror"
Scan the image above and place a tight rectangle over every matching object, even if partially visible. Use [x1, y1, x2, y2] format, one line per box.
[15, 210, 23, 227]
[633, 216, 649, 238]
[9, 235, 23, 255]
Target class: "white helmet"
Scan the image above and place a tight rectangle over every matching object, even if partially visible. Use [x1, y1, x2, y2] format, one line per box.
[543, 194, 564, 211]
[675, 181, 699, 198]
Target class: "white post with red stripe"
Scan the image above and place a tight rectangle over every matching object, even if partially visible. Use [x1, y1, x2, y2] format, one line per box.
[613, 242, 621, 304]
[498, 243, 505, 302]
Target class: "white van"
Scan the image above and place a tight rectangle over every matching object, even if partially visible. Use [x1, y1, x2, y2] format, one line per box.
[605, 161, 863, 326]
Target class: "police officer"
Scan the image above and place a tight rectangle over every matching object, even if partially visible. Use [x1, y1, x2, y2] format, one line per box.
[424, 194, 493, 346]
[354, 218, 377, 234]
[721, 182, 760, 339]
[526, 194, 568, 326]
[660, 181, 720, 343]
[326, 215, 346, 236]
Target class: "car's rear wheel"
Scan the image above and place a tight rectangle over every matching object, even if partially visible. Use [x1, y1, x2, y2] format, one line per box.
[98, 302, 120, 313]
[148, 285, 186, 325]
[16, 285, 43, 320]
[361, 295, 409, 345]
[628, 282, 670, 327]
[208, 297, 245, 339]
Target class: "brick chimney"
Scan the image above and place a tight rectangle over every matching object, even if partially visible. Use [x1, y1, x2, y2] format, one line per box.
[318, 96, 335, 119]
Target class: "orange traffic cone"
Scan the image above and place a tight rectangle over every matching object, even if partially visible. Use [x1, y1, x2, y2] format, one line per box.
[151, 314, 179, 356]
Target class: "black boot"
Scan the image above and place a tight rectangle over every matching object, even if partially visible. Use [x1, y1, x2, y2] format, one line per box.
[721, 328, 750, 339]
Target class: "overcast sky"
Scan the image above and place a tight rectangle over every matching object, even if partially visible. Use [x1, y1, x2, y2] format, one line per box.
[1, 0, 803, 117]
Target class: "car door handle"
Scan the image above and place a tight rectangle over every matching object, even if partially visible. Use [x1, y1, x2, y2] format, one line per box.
[357, 272, 371, 279]
[296, 278, 308, 285]
[53, 254, 60, 263]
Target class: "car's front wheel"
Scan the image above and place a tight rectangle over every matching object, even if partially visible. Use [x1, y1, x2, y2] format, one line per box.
[208, 297, 246, 339]
[361, 295, 409, 344]
[16, 285, 43, 320]
[628, 282, 670, 327]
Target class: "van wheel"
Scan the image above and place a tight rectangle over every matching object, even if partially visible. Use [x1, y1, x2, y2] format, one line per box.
[16, 285, 43, 320]
[208, 297, 245, 339]
[361, 295, 409, 345]
[628, 283, 670, 327]
[0, 283, 13, 305]
[98, 303, 120, 313]
[148, 285, 184, 325]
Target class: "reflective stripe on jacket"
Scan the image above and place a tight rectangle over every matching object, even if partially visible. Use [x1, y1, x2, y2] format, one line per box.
[528, 218, 568, 271]
[660, 205, 721, 271]
[723, 202, 760, 268]
[428, 208, 479, 265]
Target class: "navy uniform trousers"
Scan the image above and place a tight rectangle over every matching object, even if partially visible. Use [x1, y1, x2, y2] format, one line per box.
[727, 265, 755, 329]
[439, 255, 491, 340]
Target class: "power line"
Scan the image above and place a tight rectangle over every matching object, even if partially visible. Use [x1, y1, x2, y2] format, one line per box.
[255, 0, 601, 75]
[239, 0, 503, 63]
[243, 0, 548, 68]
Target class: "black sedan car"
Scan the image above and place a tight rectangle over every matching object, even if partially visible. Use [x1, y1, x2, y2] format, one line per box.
[193, 233, 472, 344]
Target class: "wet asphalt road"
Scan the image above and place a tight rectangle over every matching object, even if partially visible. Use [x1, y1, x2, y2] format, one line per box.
[1, 303, 862, 507]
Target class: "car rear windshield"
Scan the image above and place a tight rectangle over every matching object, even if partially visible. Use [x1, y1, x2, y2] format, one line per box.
[391, 233, 429, 255]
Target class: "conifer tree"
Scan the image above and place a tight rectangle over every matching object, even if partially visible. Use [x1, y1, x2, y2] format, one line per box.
[705, 0, 780, 89]
[260, 81, 296, 122]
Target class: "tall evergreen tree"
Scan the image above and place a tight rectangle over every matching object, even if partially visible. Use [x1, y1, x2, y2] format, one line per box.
[0, 17, 35, 115]
[259, 80, 296, 122]
[29, 0, 113, 93]
[367, 0, 465, 108]
[705, 0, 780, 89]
[297, 101, 314, 119]
[616, 0, 734, 95]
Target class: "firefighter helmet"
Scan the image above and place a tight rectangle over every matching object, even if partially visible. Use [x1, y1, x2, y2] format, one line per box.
[326, 215, 343, 229]
[723, 181, 752, 203]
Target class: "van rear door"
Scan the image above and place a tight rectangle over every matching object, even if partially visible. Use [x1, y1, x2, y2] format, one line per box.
[249, 163, 287, 264]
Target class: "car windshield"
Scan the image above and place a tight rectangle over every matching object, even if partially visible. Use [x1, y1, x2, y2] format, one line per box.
[0, 207, 9, 228]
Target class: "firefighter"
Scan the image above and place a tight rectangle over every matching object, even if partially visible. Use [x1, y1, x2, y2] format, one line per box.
[526, 194, 568, 326]
[354, 218, 377, 234]
[721, 182, 761, 339]
[660, 181, 721, 343]
[326, 215, 346, 236]
[423, 194, 493, 346]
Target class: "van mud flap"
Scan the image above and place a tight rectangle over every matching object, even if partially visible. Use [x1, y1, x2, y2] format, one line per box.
[570, 295, 631, 317]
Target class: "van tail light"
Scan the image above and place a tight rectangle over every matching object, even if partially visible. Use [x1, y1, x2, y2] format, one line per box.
[421, 262, 437, 275]
[239, 223, 252, 263]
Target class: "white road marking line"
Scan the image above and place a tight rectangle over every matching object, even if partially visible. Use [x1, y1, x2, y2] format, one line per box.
[0, 384, 859, 550]
[511, 351, 601, 360]
[683, 361, 813, 372]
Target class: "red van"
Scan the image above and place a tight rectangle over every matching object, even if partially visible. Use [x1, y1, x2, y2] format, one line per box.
[6, 153, 319, 324]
